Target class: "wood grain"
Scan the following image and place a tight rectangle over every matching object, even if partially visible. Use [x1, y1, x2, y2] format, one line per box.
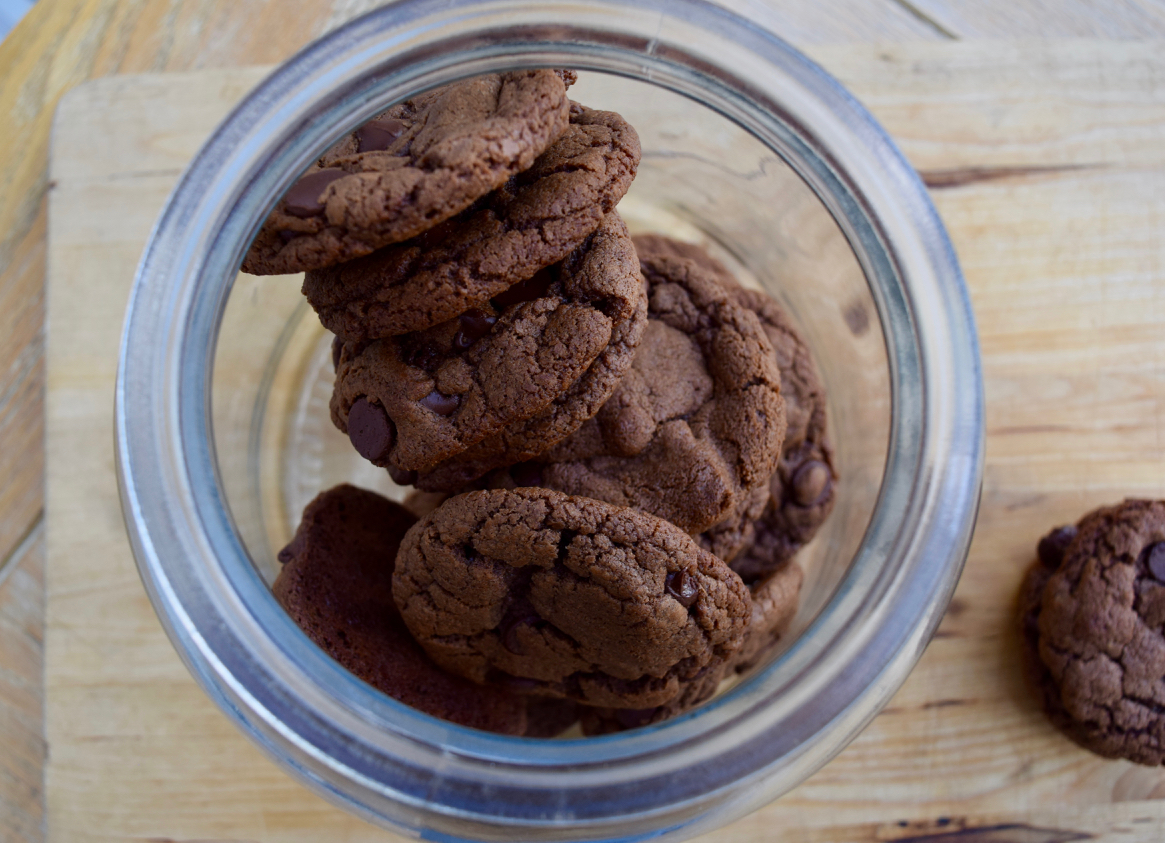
[4, 0, 1165, 840]
[0, 529, 45, 843]
[902, 0, 1165, 39]
[41, 41, 1165, 843]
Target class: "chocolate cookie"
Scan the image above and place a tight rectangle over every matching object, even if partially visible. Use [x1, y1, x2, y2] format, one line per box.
[302, 103, 641, 338]
[272, 484, 530, 735]
[579, 559, 803, 734]
[697, 484, 771, 564]
[331, 213, 644, 474]
[726, 284, 835, 581]
[243, 70, 573, 275]
[1021, 500, 1165, 764]
[631, 235, 835, 576]
[392, 488, 752, 709]
[733, 559, 804, 671]
[487, 241, 786, 535]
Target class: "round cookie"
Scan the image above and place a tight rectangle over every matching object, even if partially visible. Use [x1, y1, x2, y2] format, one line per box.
[1020, 500, 1165, 764]
[579, 559, 803, 734]
[487, 242, 786, 535]
[725, 284, 835, 581]
[303, 103, 641, 339]
[408, 252, 649, 492]
[272, 484, 530, 735]
[243, 70, 573, 275]
[330, 213, 644, 474]
[631, 235, 836, 576]
[392, 488, 752, 709]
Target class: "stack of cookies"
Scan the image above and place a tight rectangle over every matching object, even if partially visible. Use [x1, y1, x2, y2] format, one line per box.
[244, 69, 837, 737]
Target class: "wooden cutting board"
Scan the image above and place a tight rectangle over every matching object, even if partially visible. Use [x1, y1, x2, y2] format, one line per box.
[44, 42, 1165, 843]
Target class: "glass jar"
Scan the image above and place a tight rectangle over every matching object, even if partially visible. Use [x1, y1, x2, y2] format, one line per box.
[115, 1, 984, 840]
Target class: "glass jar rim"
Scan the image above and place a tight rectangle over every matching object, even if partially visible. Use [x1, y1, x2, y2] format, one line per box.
[115, 0, 983, 839]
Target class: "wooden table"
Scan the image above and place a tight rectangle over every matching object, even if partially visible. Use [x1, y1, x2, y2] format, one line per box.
[4, 2, 1165, 841]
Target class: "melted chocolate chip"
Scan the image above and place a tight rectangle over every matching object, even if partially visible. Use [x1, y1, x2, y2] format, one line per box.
[1038, 525, 1078, 570]
[347, 397, 395, 461]
[491, 266, 556, 309]
[510, 461, 544, 488]
[331, 335, 343, 371]
[355, 118, 407, 153]
[452, 309, 498, 350]
[284, 168, 348, 218]
[420, 390, 460, 416]
[791, 460, 832, 507]
[665, 570, 699, 608]
[389, 466, 418, 486]
[1147, 542, 1165, 582]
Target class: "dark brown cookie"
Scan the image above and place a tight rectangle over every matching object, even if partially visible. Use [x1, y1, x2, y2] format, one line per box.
[272, 484, 530, 735]
[630, 235, 835, 576]
[408, 243, 649, 493]
[1021, 500, 1165, 765]
[301, 103, 641, 338]
[732, 559, 804, 672]
[697, 484, 770, 566]
[392, 488, 752, 709]
[579, 559, 803, 734]
[243, 70, 572, 275]
[726, 284, 836, 581]
[487, 241, 786, 535]
[330, 213, 644, 474]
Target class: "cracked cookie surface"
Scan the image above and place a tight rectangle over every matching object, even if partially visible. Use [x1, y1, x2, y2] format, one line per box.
[243, 70, 573, 275]
[631, 235, 835, 573]
[488, 237, 786, 535]
[1021, 499, 1165, 764]
[272, 484, 532, 734]
[579, 558, 803, 734]
[330, 213, 644, 473]
[392, 488, 751, 709]
[302, 103, 641, 338]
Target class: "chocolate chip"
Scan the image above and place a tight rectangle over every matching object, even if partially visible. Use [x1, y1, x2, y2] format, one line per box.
[1148, 542, 1165, 582]
[614, 707, 660, 729]
[278, 229, 300, 244]
[347, 397, 394, 461]
[277, 533, 306, 565]
[452, 309, 498, 350]
[791, 460, 832, 507]
[420, 390, 460, 416]
[1038, 525, 1077, 570]
[388, 466, 418, 486]
[510, 461, 544, 487]
[331, 335, 343, 371]
[491, 266, 556, 309]
[665, 570, 699, 607]
[355, 118, 407, 153]
[284, 168, 348, 218]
